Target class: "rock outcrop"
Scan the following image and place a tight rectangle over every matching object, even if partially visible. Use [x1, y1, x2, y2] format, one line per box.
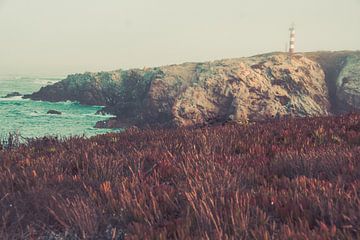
[25, 51, 360, 128]
[305, 51, 360, 113]
[24, 72, 124, 106]
[335, 54, 360, 112]
[171, 54, 329, 126]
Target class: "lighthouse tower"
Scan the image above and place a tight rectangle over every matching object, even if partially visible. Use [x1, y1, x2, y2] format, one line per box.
[289, 24, 295, 60]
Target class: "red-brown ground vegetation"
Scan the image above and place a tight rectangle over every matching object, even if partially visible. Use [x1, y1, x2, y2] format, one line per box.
[1, 114, 360, 239]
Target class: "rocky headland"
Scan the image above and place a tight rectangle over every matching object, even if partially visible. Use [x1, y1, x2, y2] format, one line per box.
[24, 51, 360, 128]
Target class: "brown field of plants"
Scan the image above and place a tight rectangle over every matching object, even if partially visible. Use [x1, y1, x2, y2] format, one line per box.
[1, 114, 360, 239]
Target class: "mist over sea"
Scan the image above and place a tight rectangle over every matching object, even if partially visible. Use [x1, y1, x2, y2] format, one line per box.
[0, 76, 118, 138]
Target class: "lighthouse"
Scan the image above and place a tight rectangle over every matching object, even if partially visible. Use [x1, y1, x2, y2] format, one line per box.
[289, 23, 295, 60]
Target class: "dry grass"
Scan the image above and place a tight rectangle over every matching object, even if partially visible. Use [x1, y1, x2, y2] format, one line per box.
[1, 114, 360, 239]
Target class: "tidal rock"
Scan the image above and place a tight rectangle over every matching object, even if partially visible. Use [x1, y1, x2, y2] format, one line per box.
[95, 109, 108, 116]
[47, 110, 62, 115]
[2, 92, 22, 98]
[95, 118, 132, 129]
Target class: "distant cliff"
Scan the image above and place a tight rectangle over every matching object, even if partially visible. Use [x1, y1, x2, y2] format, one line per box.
[24, 51, 360, 128]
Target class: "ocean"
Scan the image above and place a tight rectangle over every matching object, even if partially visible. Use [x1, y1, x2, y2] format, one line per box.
[0, 75, 118, 139]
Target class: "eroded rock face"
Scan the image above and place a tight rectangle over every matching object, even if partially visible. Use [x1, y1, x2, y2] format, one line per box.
[171, 54, 329, 126]
[336, 54, 360, 112]
[28, 52, 360, 128]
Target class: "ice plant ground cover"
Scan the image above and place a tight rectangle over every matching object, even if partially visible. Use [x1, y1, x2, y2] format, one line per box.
[1, 114, 360, 239]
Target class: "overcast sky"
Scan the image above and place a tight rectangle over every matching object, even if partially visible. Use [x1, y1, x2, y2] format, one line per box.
[0, 0, 359, 76]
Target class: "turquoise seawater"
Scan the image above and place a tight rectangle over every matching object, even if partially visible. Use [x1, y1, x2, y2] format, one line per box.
[0, 76, 118, 139]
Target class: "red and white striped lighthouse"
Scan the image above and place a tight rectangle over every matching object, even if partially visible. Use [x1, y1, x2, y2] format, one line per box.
[289, 24, 295, 58]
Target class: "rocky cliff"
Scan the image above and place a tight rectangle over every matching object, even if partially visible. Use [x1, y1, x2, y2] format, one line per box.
[335, 54, 360, 112]
[24, 51, 360, 128]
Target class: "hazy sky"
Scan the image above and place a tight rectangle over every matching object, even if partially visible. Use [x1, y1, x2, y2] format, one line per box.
[0, 0, 359, 76]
